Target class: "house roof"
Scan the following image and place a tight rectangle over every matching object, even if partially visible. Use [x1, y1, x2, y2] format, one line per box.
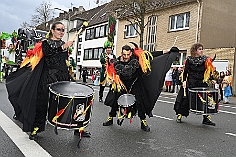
[70, 2, 113, 28]
[112, 0, 197, 19]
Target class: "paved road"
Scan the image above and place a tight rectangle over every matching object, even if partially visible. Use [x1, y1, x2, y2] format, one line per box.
[0, 79, 236, 157]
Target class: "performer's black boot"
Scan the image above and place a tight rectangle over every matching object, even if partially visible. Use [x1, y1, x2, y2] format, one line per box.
[99, 97, 103, 103]
[176, 114, 182, 123]
[74, 130, 91, 137]
[13, 114, 17, 120]
[141, 119, 150, 132]
[103, 116, 113, 126]
[202, 115, 216, 126]
[29, 127, 39, 140]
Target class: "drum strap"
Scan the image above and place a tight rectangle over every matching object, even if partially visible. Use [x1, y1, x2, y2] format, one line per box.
[125, 77, 138, 93]
[52, 96, 75, 123]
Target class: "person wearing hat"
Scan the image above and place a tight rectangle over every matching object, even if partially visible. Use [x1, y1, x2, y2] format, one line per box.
[98, 40, 116, 102]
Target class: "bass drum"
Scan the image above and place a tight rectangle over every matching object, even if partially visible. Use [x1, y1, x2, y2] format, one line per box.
[47, 81, 94, 129]
[188, 87, 219, 115]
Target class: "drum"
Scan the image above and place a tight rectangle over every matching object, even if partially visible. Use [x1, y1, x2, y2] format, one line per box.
[188, 87, 218, 115]
[117, 94, 136, 121]
[117, 94, 136, 107]
[47, 81, 94, 129]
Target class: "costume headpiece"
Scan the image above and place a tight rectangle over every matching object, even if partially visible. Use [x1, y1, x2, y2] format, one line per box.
[104, 40, 113, 49]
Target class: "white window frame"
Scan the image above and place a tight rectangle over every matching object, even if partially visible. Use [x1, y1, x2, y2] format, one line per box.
[125, 23, 138, 38]
[146, 16, 157, 52]
[169, 12, 190, 31]
[171, 51, 187, 67]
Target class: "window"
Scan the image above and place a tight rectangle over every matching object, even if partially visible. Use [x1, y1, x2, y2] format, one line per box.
[146, 16, 157, 52]
[104, 24, 108, 36]
[77, 51, 81, 55]
[73, 20, 77, 28]
[169, 12, 190, 31]
[94, 25, 107, 38]
[125, 23, 138, 38]
[85, 28, 94, 40]
[84, 47, 103, 60]
[172, 51, 187, 67]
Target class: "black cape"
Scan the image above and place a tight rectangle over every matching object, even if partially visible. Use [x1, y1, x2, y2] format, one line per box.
[140, 48, 179, 115]
[5, 59, 44, 132]
[105, 48, 179, 116]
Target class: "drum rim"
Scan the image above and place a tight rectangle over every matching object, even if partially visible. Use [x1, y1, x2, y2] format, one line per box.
[188, 87, 218, 93]
[49, 81, 95, 98]
[117, 93, 136, 107]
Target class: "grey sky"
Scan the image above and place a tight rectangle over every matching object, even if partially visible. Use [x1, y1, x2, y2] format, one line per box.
[0, 0, 110, 33]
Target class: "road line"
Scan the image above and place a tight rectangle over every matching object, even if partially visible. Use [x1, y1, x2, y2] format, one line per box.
[220, 105, 236, 109]
[219, 110, 236, 115]
[159, 96, 176, 100]
[153, 115, 173, 121]
[157, 100, 174, 104]
[225, 133, 236, 137]
[157, 100, 236, 115]
[0, 110, 51, 157]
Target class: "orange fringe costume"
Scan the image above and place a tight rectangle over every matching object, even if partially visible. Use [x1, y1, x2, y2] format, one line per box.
[106, 46, 153, 92]
[203, 57, 215, 83]
[20, 42, 44, 70]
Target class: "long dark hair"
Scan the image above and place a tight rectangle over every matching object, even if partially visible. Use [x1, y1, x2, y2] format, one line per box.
[48, 21, 64, 38]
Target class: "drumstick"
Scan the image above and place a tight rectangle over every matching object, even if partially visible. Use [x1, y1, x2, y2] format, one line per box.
[173, 36, 178, 47]
[183, 87, 186, 98]
[71, 21, 89, 42]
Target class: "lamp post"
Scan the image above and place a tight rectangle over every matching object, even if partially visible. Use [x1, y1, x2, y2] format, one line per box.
[54, 7, 70, 40]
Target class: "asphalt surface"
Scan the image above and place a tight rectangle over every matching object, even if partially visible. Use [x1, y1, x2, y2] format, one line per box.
[0, 78, 236, 157]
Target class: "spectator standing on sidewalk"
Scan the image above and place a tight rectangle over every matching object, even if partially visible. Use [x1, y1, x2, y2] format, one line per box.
[175, 67, 183, 93]
[165, 68, 172, 92]
[82, 68, 88, 83]
[98, 40, 116, 102]
[171, 66, 178, 93]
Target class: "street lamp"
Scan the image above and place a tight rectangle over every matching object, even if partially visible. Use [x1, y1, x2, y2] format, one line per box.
[54, 7, 70, 40]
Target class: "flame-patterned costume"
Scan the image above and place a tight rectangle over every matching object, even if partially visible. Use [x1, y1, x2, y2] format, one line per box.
[6, 39, 70, 132]
[174, 55, 215, 117]
[104, 44, 179, 127]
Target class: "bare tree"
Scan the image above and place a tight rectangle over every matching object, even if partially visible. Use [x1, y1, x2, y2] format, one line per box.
[20, 22, 31, 29]
[31, 1, 54, 30]
[112, 0, 164, 48]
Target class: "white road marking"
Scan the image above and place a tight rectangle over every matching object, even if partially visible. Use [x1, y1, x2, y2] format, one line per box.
[153, 115, 173, 121]
[225, 133, 236, 137]
[157, 99, 174, 104]
[220, 105, 236, 109]
[157, 100, 236, 115]
[0, 110, 51, 157]
[219, 110, 236, 115]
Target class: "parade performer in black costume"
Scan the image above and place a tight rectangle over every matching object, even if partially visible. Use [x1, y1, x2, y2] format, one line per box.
[98, 40, 116, 102]
[174, 43, 216, 126]
[5, 21, 74, 140]
[103, 42, 179, 131]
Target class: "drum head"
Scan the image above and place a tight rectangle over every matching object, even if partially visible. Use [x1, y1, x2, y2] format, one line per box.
[117, 94, 136, 107]
[49, 81, 94, 98]
[188, 87, 218, 93]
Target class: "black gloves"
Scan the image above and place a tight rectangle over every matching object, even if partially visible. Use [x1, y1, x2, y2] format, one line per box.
[170, 47, 179, 53]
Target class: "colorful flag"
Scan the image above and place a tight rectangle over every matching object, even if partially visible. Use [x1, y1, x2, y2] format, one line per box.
[108, 15, 116, 43]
